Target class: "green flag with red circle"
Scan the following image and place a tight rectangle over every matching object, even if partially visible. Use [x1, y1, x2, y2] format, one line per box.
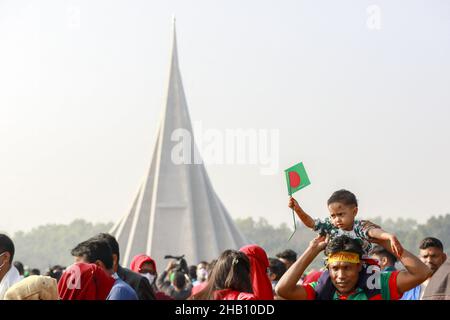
[285, 162, 310, 195]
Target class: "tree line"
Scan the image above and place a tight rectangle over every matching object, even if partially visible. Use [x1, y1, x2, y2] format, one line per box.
[5, 214, 450, 271]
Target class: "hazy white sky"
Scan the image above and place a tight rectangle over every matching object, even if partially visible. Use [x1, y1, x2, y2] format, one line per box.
[1, 0, 449, 235]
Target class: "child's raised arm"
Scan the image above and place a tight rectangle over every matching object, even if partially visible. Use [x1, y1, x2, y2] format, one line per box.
[367, 227, 404, 258]
[288, 197, 315, 229]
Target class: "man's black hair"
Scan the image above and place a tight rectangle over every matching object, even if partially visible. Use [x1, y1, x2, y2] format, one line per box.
[46, 265, 64, 282]
[173, 271, 186, 289]
[419, 237, 444, 251]
[268, 258, 287, 281]
[91, 233, 120, 263]
[71, 239, 113, 270]
[371, 246, 397, 265]
[188, 265, 197, 281]
[275, 249, 297, 263]
[0, 234, 15, 263]
[324, 235, 364, 258]
[327, 189, 358, 207]
[30, 268, 41, 276]
[13, 261, 24, 275]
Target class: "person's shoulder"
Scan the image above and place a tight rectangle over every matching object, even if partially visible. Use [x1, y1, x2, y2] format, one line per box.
[380, 270, 398, 280]
[5, 266, 21, 284]
[117, 264, 125, 275]
[379, 270, 403, 300]
[357, 219, 381, 230]
[353, 219, 367, 228]
[320, 217, 331, 223]
[118, 266, 135, 277]
[313, 217, 333, 232]
[113, 278, 130, 290]
[422, 259, 450, 299]
[383, 266, 397, 272]
[354, 218, 376, 225]
[111, 278, 138, 299]
[119, 266, 143, 283]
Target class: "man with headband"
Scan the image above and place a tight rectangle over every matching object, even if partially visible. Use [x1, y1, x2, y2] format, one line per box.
[275, 235, 431, 300]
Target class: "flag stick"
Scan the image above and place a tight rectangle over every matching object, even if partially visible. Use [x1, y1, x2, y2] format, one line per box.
[288, 188, 296, 241]
[288, 207, 296, 241]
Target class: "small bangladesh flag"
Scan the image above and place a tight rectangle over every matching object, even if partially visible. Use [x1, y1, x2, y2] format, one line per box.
[284, 162, 311, 195]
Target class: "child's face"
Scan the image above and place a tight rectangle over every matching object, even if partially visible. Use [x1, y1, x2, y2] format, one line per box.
[327, 202, 358, 231]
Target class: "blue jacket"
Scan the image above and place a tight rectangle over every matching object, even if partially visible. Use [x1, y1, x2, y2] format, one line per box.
[107, 277, 139, 300]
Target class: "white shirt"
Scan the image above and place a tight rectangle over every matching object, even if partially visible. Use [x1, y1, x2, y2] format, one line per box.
[419, 279, 429, 300]
[0, 266, 21, 299]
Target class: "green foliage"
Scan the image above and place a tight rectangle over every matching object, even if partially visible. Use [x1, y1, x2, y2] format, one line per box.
[370, 214, 450, 255]
[235, 217, 298, 255]
[12, 219, 113, 272]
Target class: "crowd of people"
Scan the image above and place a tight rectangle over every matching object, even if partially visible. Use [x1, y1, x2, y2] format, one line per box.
[0, 189, 448, 300]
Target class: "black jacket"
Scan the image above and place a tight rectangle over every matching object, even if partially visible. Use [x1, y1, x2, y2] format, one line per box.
[117, 265, 156, 300]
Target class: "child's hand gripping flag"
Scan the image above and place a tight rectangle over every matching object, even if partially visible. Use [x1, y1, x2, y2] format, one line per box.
[284, 162, 311, 240]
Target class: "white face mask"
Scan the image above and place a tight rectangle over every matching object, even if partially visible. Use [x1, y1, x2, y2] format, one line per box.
[142, 272, 156, 284]
[196, 268, 208, 282]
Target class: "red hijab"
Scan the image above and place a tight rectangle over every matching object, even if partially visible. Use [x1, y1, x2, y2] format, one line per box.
[130, 254, 157, 273]
[239, 245, 274, 300]
[57, 263, 114, 300]
[129, 254, 173, 300]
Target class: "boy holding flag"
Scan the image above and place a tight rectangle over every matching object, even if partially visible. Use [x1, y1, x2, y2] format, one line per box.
[284, 162, 403, 259]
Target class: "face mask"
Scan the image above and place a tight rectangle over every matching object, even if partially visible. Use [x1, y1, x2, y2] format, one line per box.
[196, 268, 208, 281]
[142, 272, 156, 284]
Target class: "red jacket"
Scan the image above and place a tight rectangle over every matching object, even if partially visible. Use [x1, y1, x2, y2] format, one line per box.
[130, 254, 157, 273]
[58, 263, 114, 300]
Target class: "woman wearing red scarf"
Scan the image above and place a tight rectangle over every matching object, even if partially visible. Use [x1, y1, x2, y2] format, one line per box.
[130, 254, 172, 300]
[190, 250, 255, 300]
[57, 262, 114, 300]
[130, 254, 157, 285]
[240, 244, 274, 300]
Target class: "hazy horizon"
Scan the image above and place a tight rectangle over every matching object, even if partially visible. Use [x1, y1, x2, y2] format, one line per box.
[1, 0, 449, 236]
